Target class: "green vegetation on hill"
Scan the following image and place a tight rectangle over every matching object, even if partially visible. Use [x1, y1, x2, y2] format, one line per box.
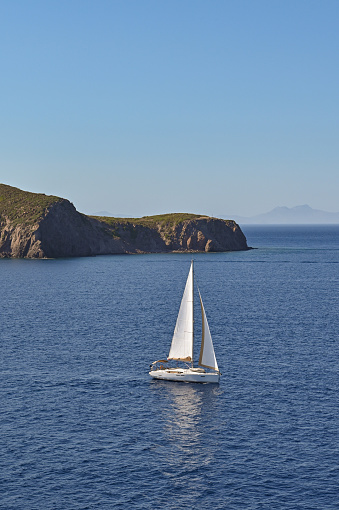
[92, 212, 203, 228]
[0, 184, 61, 226]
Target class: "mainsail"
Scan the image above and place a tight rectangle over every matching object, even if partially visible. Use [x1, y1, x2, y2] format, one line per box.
[198, 290, 219, 371]
[168, 262, 194, 361]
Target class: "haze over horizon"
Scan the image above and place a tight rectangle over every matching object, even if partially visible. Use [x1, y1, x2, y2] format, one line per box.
[1, 1, 338, 217]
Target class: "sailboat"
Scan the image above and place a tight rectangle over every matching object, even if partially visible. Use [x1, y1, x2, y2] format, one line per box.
[149, 261, 220, 383]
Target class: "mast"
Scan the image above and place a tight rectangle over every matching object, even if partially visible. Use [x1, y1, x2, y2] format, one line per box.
[191, 259, 194, 368]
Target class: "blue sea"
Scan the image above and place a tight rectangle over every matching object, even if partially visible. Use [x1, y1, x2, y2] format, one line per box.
[1, 225, 338, 509]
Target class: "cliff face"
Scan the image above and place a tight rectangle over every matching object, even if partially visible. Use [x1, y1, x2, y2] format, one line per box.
[0, 199, 126, 258]
[0, 184, 250, 258]
[167, 217, 247, 252]
[105, 216, 248, 253]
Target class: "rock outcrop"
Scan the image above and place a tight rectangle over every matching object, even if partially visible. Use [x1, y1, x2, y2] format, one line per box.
[0, 184, 250, 258]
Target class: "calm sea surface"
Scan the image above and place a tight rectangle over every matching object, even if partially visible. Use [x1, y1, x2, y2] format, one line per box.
[1, 226, 338, 509]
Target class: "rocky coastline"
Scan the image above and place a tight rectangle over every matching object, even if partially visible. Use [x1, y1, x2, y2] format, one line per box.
[0, 184, 250, 258]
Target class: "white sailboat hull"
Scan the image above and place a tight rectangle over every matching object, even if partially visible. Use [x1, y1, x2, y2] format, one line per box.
[149, 368, 220, 384]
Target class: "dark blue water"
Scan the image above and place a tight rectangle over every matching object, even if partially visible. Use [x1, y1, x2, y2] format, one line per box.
[1, 226, 338, 509]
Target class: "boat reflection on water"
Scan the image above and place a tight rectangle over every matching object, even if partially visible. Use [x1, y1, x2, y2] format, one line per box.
[151, 381, 222, 483]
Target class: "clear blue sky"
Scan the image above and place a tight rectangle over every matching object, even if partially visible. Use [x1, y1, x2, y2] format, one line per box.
[1, 0, 338, 217]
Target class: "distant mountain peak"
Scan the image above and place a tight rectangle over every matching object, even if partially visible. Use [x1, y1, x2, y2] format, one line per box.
[273, 204, 311, 212]
[222, 205, 339, 224]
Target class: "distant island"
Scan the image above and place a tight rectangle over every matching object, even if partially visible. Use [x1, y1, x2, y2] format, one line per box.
[224, 205, 339, 225]
[0, 184, 249, 258]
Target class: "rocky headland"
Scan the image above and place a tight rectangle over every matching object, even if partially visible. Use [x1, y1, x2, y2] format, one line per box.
[0, 184, 250, 258]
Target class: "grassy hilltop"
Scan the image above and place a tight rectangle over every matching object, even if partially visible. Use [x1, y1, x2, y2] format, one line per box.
[0, 184, 61, 226]
[0, 184, 203, 230]
[93, 212, 202, 227]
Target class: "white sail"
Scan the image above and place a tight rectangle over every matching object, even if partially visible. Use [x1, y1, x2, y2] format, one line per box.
[168, 262, 194, 361]
[198, 290, 219, 371]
